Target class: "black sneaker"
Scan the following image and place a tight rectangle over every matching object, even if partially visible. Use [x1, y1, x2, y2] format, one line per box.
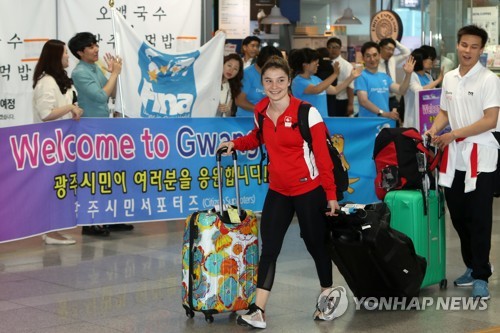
[82, 226, 110, 236]
[237, 304, 266, 329]
[106, 224, 134, 231]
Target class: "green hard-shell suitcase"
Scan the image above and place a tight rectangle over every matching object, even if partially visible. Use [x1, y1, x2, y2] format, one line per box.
[384, 189, 447, 289]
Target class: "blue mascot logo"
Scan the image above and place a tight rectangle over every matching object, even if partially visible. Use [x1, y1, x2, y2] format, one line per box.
[137, 44, 200, 118]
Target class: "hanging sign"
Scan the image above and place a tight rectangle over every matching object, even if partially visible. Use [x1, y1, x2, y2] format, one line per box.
[370, 10, 403, 43]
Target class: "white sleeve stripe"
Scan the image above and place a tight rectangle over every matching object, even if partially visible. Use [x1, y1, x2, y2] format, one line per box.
[307, 106, 323, 127]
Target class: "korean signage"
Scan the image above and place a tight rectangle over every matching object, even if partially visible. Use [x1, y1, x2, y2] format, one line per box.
[0, 0, 201, 128]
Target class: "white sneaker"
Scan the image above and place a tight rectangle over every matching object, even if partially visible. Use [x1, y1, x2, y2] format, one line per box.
[237, 304, 266, 329]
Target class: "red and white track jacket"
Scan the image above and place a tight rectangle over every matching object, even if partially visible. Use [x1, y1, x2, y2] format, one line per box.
[232, 96, 337, 200]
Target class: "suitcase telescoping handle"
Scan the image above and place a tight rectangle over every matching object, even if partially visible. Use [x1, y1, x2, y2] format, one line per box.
[216, 147, 241, 215]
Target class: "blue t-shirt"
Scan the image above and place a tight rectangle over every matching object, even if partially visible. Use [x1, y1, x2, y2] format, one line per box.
[291, 75, 328, 118]
[417, 72, 431, 86]
[354, 70, 393, 117]
[236, 64, 265, 117]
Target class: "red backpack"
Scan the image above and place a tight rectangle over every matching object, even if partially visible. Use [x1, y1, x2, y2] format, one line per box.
[373, 128, 439, 200]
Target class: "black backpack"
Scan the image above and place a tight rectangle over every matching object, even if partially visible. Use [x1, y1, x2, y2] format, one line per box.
[257, 103, 349, 200]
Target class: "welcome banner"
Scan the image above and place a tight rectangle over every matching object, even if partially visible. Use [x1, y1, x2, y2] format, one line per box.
[0, 117, 390, 243]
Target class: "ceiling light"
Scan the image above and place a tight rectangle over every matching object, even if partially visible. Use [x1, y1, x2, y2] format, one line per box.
[261, 3, 290, 25]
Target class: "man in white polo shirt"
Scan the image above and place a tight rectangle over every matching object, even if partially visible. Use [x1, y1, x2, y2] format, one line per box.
[426, 25, 500, 300]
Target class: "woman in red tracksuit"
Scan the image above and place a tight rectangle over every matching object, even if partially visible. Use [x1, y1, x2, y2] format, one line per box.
[218, 56, 339, 329]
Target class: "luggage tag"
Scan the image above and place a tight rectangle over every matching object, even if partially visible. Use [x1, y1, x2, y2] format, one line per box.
[343, 203, 366, 210]
[213, 204, 222, 214]
[342, 203, 366, 214]
[227, 206, 241, 224]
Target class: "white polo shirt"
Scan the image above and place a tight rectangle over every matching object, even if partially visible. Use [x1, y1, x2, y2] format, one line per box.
[331, 56, 354, 101]
[440, 61, 500, 172]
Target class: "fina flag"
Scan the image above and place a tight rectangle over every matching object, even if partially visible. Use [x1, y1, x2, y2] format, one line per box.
[112, 8, 224, 118]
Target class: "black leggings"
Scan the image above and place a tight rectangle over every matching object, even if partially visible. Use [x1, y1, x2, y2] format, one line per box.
[257, 186, 333, 291]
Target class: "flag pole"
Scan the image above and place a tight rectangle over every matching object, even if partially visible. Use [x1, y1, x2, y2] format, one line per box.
[110, 0, 126, 118]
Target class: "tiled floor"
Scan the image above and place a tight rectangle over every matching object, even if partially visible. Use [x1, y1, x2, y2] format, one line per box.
[1, 200, 499, 333]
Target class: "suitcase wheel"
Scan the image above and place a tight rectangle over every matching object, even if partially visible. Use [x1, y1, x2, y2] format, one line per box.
[185, 308, 195, 318]
[439, 279, 448, 289]
[204, 314, 214, 323]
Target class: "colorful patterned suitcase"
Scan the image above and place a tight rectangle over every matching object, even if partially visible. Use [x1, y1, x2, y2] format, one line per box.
[181, 148, 259, 323]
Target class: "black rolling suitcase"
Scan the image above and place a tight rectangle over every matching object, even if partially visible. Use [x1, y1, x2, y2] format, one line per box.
[326, 203, 426, 301]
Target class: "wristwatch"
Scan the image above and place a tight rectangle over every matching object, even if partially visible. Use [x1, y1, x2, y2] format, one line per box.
[377, 110, 384, 117]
